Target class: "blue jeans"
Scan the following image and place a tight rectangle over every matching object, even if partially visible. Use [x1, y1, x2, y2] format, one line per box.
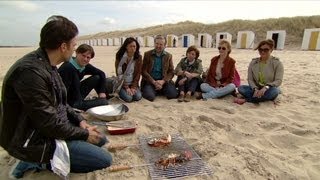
[200, 83, 236, 100]
[10, 136, 112, 178]
[119, 87, 142, 102]
[238, 85, 280, 103]
[142, 81, 178, 101]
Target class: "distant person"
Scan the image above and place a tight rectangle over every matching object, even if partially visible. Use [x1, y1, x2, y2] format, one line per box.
[115, 37, 143, 102]
[234, 39, 284, 104]
[141, 35, 178, 101]
[198, 40, 236, 100]
[173, 37, 177, 47]
[175, 45, 203, 102]
[58, 44, 109, 111]
[0, 15, 112, 179]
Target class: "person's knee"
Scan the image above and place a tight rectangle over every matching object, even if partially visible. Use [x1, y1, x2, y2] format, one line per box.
[100, 152, 113, 168]
[143, 92, 155, 101]
[238, 85, 247, 94]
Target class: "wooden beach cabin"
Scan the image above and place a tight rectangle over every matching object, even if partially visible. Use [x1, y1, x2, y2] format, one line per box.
[301, 28, 320, 51]
[198, 33, 212, 48]
[167, 34, 178, 47]
[144, 36, 154, 47]
[216, 32, 232, 48]
[182, 34, 195, 47]
[236, 31, 255, 49]
[266, 30, 286, 50]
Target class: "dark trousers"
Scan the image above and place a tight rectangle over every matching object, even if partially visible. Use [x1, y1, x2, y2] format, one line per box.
[142, 81, 178, 101]
[74, 75, 108, 111]
[176, 77, 200, 94]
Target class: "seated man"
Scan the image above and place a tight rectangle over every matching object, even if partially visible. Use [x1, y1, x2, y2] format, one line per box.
[58, 44, 109, 111]
[0, 15, 112, 179]
[141, 35, 178, 101]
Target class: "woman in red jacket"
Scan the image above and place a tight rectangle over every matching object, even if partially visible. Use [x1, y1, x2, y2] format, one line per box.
[199, 40, 236, 100]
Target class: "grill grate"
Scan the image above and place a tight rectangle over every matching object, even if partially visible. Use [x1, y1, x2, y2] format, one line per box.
[139, 134, 213, 179]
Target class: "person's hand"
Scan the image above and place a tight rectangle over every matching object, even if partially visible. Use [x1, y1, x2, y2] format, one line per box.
[98, 93, 107, 98]
[126, 87, 134, 96]
[86, 126, 102, 145]
[79, 120, 90, 129]
[178, 78, 187, 86]
[131, 88, 137, 95]
[256, 87, 267, 98]
[253, 89, 259, 97]
[184, 71, 193, 79]
[154, 80, 164, 90]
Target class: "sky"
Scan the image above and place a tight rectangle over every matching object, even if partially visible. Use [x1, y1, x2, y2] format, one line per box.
[0, 0, 319, 46]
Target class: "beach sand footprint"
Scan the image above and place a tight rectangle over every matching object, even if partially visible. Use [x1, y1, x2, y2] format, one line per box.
[209, 105, 236, 114]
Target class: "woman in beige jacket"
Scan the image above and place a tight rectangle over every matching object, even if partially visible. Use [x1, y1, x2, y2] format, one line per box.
[234, 39, 284, 104]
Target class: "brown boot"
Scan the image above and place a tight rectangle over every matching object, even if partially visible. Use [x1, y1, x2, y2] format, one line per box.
[184, 94, 191, 102]
[177, 94, 184, 102]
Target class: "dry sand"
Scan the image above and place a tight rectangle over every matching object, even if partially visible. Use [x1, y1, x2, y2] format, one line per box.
[0, 46, 320, 180]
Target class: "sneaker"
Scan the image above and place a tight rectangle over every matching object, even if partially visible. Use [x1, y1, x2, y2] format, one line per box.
[177, 94, 184, 102]
[9, 160, 45, 179]
[184, 94, 191, 102]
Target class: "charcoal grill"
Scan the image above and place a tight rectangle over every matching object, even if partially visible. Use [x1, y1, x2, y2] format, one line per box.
[138, 133, 213, 179]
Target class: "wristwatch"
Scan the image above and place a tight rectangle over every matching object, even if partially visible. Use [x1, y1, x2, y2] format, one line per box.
[265, 85, 270, 90]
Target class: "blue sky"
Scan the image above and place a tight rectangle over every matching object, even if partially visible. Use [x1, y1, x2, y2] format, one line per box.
[0, 1, 319, 46]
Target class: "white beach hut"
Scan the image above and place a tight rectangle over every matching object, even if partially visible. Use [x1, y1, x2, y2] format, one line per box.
[113, 38, 120, 46]
[97, 39, 103, 46]
[301, 28, 320, 50]
[102, 39, 108, 46]
[144, 36, 154, 47]
[198, 33, 212, 48]
[167, 34, 178, 47]
[120, 37, 126, 45]
[107, 38, 113, 46]
[216, 32, 232, 48]
[266, 30, 286, 50]
[135, 36, 144, 47]
[236, 31, 255, 49]
[182, 34, 195, 47]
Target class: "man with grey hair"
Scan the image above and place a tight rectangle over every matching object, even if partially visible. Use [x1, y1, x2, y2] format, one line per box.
[141, 35, 178, 101]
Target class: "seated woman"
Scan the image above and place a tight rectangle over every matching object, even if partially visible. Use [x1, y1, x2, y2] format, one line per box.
[115, 37, 143, 102]
[234, 39, 284, 104]
[198, 40, 236, 100]
[58, 44, 108, 110]
[175, 45, 203, 102]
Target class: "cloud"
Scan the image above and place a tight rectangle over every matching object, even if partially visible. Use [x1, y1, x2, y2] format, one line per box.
[101, 17, 116, 25]
[0, 1, 40, 12]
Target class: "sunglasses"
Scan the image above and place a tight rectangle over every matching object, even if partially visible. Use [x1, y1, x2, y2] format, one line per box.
[258, 48, 270, 52]
[218, 47, 226, 50]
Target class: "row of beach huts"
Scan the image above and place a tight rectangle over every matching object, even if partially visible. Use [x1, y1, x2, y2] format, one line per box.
[78, 28, 320, 50]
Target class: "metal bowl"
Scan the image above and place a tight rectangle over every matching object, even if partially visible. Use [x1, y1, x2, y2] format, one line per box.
[86, 104, 129, 121]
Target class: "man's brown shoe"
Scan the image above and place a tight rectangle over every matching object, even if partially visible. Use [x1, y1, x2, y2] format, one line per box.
[177, 94, 184, 102]
[184, 94, 191, 102]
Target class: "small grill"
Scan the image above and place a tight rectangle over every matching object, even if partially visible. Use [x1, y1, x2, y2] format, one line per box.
[139, 134, 213, 179]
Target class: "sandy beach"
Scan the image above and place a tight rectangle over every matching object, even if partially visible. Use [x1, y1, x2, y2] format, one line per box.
[0, 46, 319, 180]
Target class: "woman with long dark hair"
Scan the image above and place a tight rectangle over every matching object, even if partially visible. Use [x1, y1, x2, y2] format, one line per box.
[115, 37, 143, 102]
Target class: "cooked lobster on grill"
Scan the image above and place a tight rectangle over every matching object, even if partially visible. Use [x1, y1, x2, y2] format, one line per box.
[148, 134, 172, 147]
[155, 151, 192, 169]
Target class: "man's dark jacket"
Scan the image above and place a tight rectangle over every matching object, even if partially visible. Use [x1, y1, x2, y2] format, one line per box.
[0, 48, 88, 163]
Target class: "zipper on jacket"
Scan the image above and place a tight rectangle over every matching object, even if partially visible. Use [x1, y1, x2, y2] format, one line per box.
[23, 130, 35, 148]
[40, 141, 47, 163]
